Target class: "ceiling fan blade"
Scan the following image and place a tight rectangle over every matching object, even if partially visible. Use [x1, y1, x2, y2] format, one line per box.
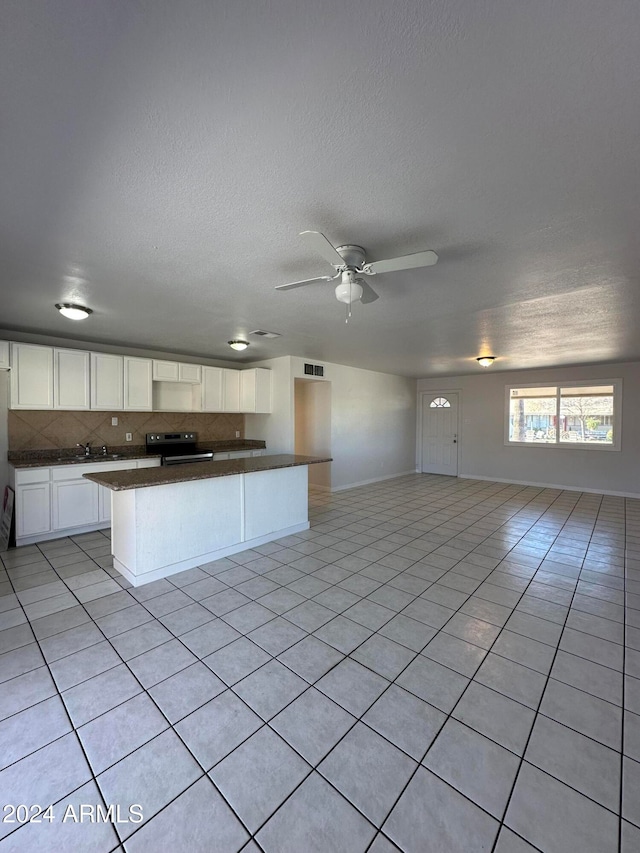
[275, 276, 333, 291]
[366, 249, 438, 275]
[300, 230, 345, 267]
[358, 279, 379, 304]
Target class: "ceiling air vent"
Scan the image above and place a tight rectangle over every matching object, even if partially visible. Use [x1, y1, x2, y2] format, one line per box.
[304, 363, 324, 377]
[250, 330, 281, 339]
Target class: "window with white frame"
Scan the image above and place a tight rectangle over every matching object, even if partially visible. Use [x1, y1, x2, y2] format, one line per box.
[505, 381, 621, 449]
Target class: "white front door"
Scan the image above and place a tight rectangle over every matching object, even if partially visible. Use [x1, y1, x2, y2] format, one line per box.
[421, 392, 459, 475]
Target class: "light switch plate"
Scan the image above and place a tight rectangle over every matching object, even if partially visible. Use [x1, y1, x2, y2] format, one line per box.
[111, 417, 118, 426]
[125, 433, 132, 441]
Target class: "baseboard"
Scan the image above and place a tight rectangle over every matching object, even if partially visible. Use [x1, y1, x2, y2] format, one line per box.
[16, 520, 109, 548]
[458, 473, 640, 500]
[331, 470, 418, 492]
[114, 521, 311, 587]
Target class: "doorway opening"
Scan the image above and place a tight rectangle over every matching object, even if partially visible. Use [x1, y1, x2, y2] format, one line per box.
[419, 391, 459, 476]
[294, 378, 331, 495]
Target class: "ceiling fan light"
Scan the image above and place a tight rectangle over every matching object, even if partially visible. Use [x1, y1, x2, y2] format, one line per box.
[55, 303, 92, 320]
[228, 340, 249, 351]
[476, 356, 496, 367]
[335, 279, 364, 305]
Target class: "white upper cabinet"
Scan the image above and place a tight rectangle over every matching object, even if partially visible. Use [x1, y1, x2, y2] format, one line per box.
[124, 357, 153, 411]
[201, 366, 223, 412]
[152, 360, 202, 383]
[240, 368, 272, 413]
[152, 360, 179, 381]
[0, 341, 9, 369]
[54, 348, 90, 410]
[179, 363, 201, 383]
[10, 343, 54, 409]
[90, 353, 124, 410]
[222, 369, 240, 412]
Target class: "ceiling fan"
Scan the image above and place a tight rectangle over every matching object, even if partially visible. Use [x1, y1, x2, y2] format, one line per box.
[275, 231, 438, 314]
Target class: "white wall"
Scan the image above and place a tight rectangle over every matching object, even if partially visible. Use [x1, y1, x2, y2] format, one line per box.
[247, 356, 417, 491]
[291, 357, 416, 491]
[294, 379, 331, 489]
[417, 361, 640, 497]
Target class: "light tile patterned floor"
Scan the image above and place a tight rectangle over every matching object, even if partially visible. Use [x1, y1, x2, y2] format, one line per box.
[1, 474, 639, 852]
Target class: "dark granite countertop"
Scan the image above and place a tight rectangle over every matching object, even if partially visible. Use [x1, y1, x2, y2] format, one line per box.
[8, 439, 266, 469]
[84, 454, 332, 491]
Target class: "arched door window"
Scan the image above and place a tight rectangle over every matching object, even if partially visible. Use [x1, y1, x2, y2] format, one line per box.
[430, 397, 451, 408]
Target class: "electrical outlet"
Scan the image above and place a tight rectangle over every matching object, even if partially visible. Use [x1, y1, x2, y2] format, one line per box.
[125, 433, 132, 442]
[111, 417, 118, 426]
[235, 431, 240, 438]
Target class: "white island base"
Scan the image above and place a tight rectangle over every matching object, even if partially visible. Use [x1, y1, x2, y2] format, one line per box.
[111, 465, 309, 587]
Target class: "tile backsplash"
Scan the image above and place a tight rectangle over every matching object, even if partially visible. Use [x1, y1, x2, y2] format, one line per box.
[8, 411, 244, 452]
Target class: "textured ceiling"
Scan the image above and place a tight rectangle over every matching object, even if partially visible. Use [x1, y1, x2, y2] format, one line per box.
[1, 0, 639, 377]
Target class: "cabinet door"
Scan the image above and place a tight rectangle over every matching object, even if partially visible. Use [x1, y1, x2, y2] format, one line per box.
[254, 368, 272, 413]
[152, 360, 179, 381]
[0, 340, 9, 369]
[222, 369, 240, 412]
[240, 370, 257, 413]
[90, 353, 124, 410]
[10, 343, 54, 409]
[54, 349, 90, 410]
[240, 368, 272, 413]
[178, 363, 202, 383]
[124, 357, 153, 411]
[202, 366, 223, 411]
[16, 483, 51, 536]
[52, 480, 99, 529]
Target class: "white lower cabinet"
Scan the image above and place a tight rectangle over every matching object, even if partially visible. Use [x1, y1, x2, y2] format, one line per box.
[15, 482, 51, 538]
[11, 458, 161, 544]
[52, 479, 99, 529]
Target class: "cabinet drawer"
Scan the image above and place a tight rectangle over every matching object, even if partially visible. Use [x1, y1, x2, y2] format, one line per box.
[15, 468, 50, 486]
[52, 459, 139, 480]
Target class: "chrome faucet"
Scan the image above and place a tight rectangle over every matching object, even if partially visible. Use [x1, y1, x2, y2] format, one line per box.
[77, 442, 91, 457]
[101, 445, 108, 456]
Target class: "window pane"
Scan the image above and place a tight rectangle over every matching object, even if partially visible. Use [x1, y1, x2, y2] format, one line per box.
[510, 387, 556, 399]
[559, 386, 614, 444]
[509, 394, 557, 443]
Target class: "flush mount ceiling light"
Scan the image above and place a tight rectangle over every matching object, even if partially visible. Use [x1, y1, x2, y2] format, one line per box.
[476, 356, 496, 367]
[55, 303, 92, 320]
[228, 340, 249, 351]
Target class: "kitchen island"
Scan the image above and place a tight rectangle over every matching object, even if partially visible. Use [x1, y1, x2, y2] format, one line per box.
[84, 454, 331, 587]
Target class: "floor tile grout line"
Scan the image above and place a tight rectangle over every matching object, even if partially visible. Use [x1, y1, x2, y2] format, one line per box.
[619, 507, 628, 853]
[18, 543, 267, 850]
[355, 487, 595, 849]
[489, 491, 614, 853]
[0, 568, 124, 852]
[2, 477, 633, 852]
